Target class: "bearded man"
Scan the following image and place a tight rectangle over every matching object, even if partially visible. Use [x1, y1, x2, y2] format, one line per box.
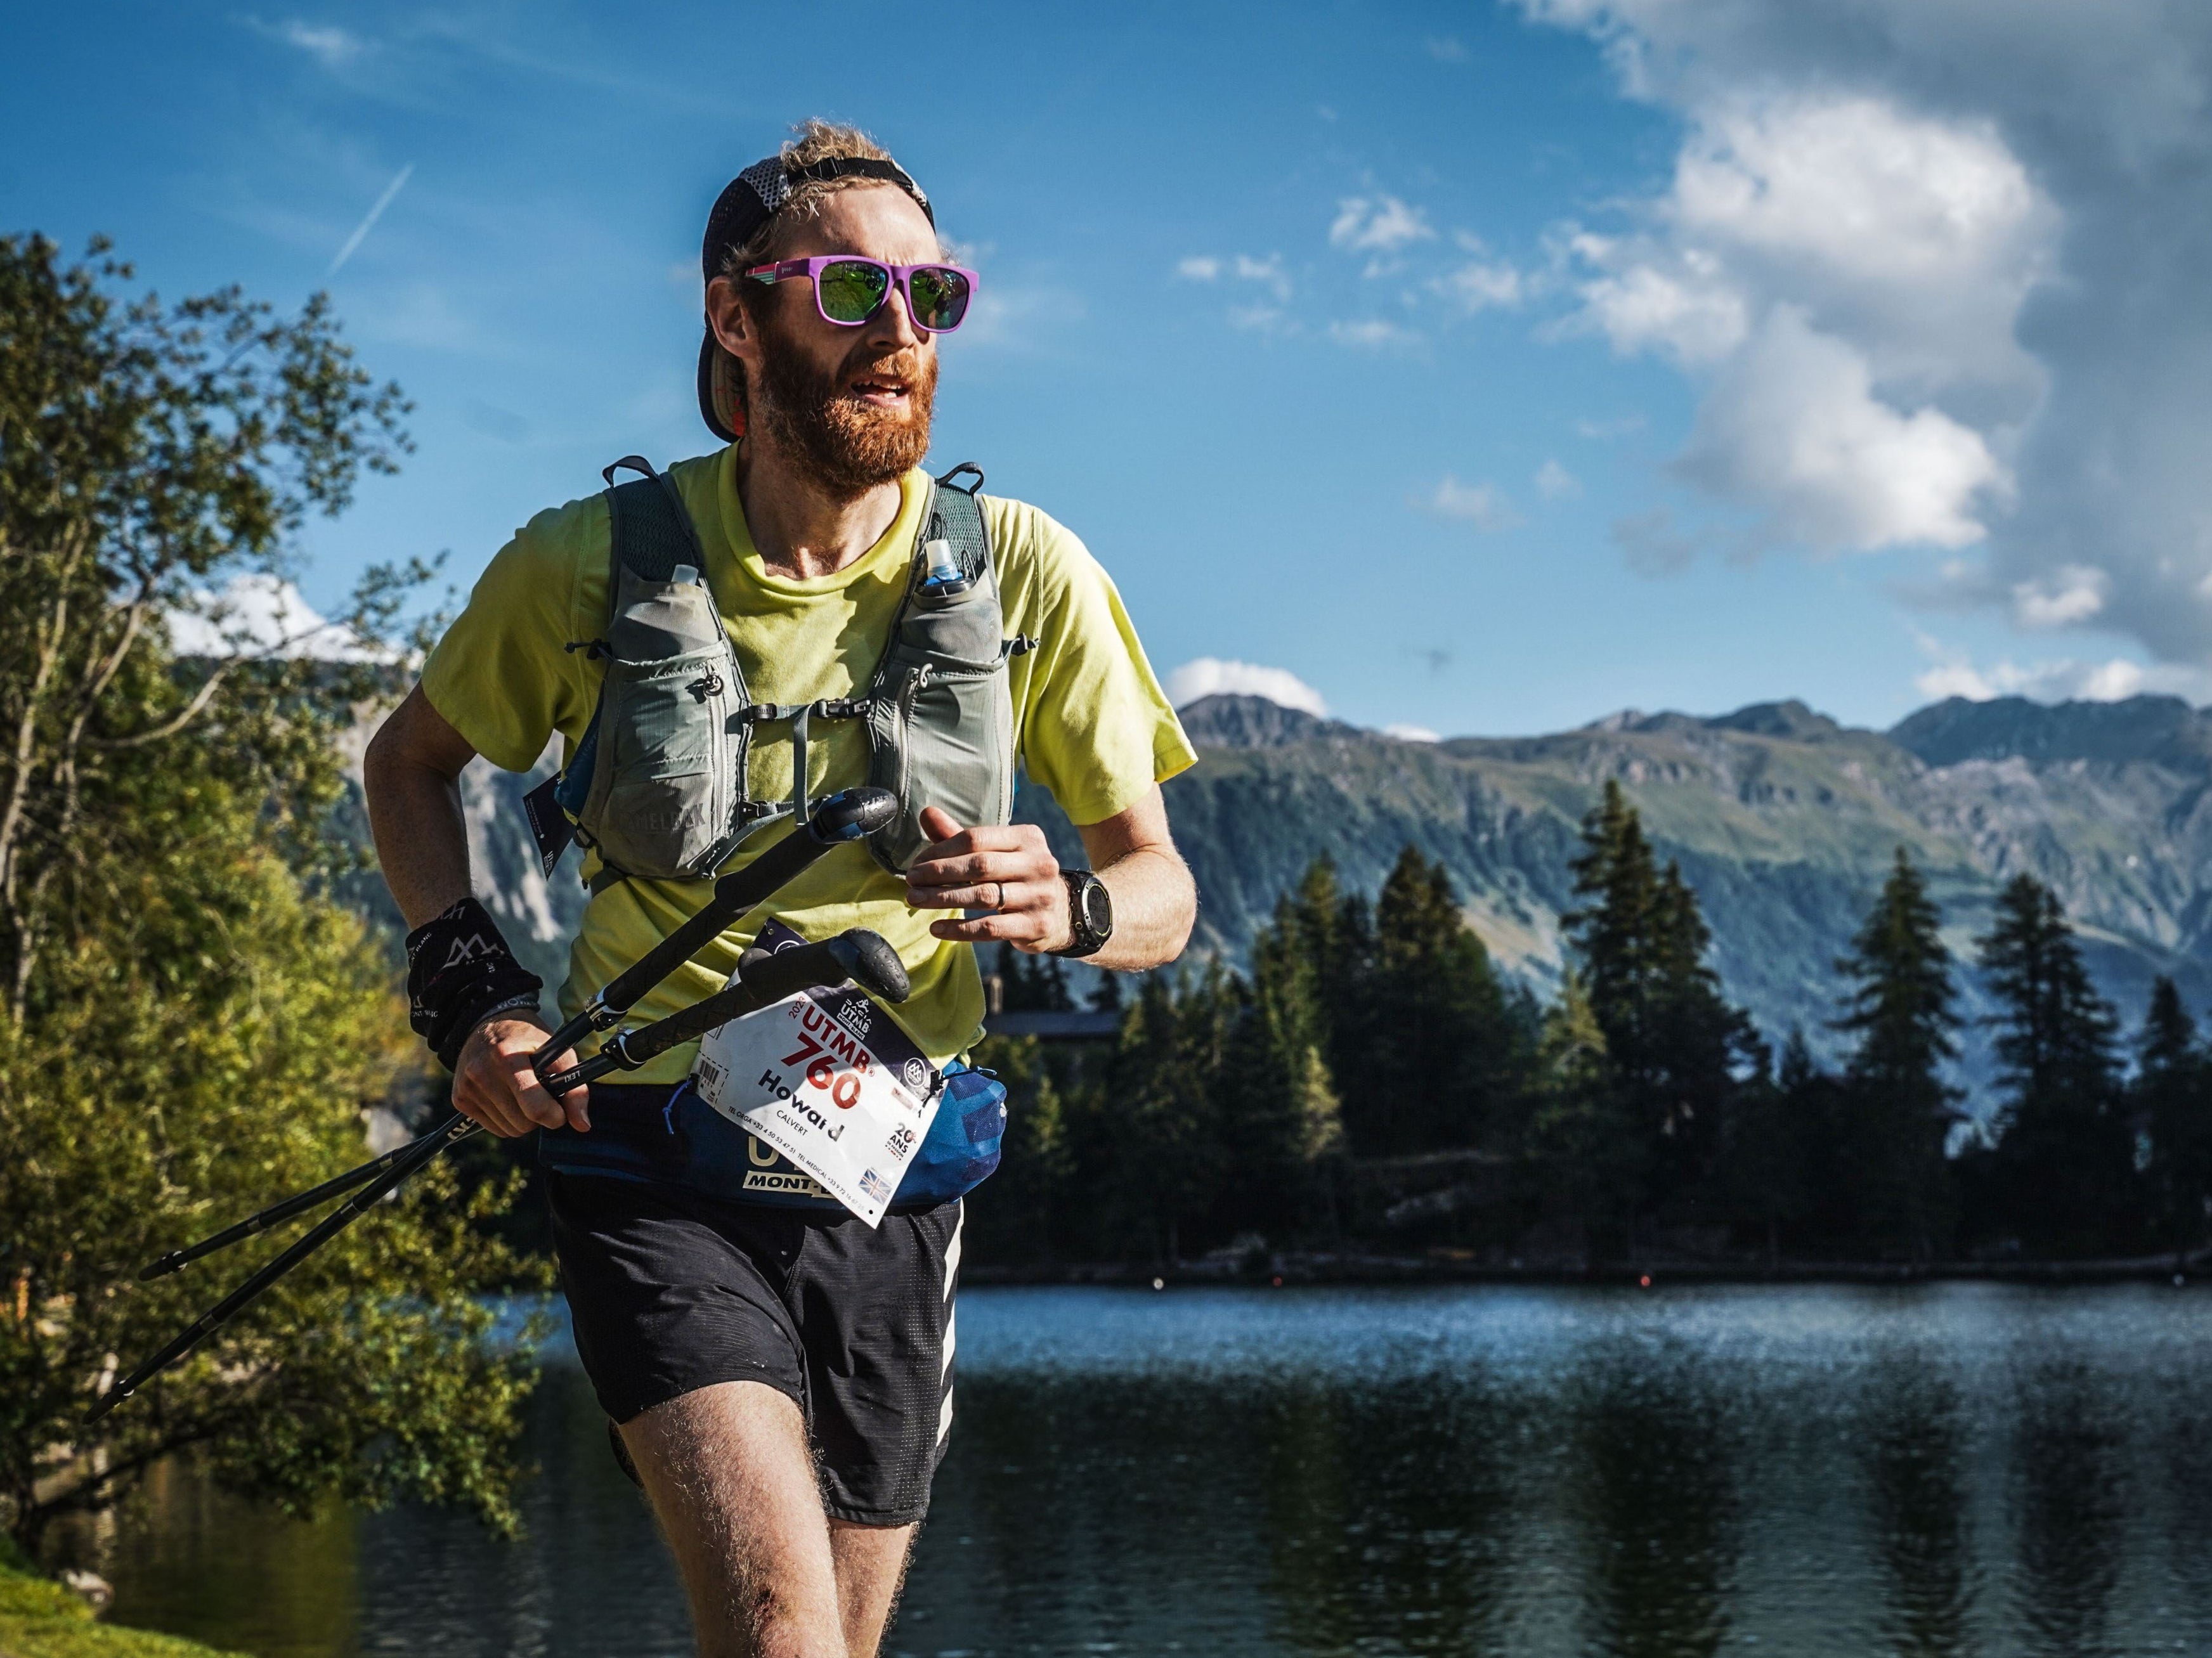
[363, 122, 1197, 1657]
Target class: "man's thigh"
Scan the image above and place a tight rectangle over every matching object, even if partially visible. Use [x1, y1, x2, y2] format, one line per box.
[621, 1380, 844, 1658]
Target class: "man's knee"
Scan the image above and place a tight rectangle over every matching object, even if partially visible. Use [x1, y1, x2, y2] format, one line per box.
[621, 1382, 843, 1656]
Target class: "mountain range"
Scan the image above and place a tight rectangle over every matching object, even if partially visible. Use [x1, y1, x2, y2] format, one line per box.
[399, 691, 2212, 1113]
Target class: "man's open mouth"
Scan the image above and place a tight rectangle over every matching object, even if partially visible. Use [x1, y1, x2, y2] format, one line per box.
[848, 375, 911, 406]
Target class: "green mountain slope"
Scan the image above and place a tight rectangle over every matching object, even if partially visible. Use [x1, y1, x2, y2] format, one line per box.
[389, 690, 2212, 1107]
[1015, 692, 2212, 1098]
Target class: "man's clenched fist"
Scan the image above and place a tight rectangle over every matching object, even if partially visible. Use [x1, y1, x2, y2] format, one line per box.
[453, 1016, 591, 1138]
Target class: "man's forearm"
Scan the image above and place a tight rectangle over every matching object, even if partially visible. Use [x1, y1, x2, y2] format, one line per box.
[363, 710, 477, 929]
[1088, 844, 1195, 973]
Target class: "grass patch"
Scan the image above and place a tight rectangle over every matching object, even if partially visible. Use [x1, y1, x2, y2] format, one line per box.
[0, 1551, 243, 1658]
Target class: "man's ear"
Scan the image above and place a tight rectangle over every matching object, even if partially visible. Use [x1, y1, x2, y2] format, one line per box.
[706, 275, 758, 365]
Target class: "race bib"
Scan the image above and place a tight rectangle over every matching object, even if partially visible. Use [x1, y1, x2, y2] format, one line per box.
[690, 920, 940, 1226]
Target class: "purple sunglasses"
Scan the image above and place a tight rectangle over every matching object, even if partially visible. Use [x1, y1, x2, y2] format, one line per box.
[744, 256, 980, 334]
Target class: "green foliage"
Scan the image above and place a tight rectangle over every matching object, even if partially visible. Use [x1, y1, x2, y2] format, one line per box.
[2, 1551, 247, 1657]
[1559, 782, 1754, 1238]
[1831, 847, 1963, 1257]
[0, 236, 537, 1555]
[2133, 977, 2211, 1254]
[964, 801, 2188, 1269]
[1969, 874, 2134, 1253]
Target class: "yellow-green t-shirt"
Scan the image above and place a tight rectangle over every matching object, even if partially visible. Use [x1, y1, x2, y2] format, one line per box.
[420, 449, 1194, 1080]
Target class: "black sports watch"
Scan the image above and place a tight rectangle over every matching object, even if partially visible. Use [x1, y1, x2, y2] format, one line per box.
[1054, 868, 1114, 958]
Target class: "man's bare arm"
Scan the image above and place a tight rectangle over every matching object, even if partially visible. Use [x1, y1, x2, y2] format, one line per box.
[904, 786, 1195, 971]
[363, 687, 588, 1136]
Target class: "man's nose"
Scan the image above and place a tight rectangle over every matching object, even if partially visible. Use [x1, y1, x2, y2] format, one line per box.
[866, 278, 926, 349]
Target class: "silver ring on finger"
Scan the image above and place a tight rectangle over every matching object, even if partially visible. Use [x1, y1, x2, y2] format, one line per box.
[989, 880, 1005, 911]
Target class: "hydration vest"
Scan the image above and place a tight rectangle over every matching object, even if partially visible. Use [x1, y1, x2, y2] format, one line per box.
[523, 457, 1030, 890]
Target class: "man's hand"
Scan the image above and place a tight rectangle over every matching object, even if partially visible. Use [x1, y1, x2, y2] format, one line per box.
[453, 1014, 592, 1138]
[905, 805, 1071, 954]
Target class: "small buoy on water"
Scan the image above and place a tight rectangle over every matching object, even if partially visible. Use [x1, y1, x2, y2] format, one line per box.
[1272, 1275, 1284, 1288]
[1152, 1276, 1164, 1291]
[2176, 1273, 2187, 1288]
[1639, 1274, 1652, 1288]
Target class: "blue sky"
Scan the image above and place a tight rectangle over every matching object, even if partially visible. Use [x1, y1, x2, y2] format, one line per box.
[9, 0, 2208, 739]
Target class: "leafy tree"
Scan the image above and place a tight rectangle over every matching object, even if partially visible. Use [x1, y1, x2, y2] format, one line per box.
[1833, 848, 1962, 1257]
[2134, 977, 2211, 1257]
[0, 235, 535, 1554]
[1974, 874, 2134, 1254]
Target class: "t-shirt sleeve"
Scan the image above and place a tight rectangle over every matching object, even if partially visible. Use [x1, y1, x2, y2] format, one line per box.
[1001, 503, 1197, 827]
[417, 500, 599, 774]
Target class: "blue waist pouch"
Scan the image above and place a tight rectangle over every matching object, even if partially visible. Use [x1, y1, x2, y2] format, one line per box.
[540, 1062, 1006, 1214]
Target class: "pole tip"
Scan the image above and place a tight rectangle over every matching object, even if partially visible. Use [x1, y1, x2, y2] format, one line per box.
[138, 1253, 184, 1281]
[84, 1387, 127, 1425]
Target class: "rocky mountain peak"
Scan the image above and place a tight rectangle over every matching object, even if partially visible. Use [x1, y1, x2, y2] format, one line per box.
[1176, 694, 1367, 749]
[1888, 694, 2212, 768]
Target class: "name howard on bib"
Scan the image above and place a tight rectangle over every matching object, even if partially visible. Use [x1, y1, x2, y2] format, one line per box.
[691, 919, 940, 1226]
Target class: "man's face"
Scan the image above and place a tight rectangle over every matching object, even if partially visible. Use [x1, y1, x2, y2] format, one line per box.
[717, 185, 944, 497]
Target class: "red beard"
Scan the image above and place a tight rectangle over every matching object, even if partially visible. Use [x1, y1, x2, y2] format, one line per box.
[753, 314, 938, 497]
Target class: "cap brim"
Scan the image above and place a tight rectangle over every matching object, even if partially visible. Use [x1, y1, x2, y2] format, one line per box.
[697, 332, 741, 443]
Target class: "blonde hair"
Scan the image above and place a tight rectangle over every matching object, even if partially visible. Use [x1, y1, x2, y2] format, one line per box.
[719, 120, 929, 280]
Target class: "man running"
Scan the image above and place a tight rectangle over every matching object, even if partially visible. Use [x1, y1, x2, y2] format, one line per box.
[363, 121, 1197, 1657]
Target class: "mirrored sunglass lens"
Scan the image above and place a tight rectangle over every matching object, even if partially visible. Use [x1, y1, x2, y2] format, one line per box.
[908, 268, 972, 330]
[816, 261, 890, 323]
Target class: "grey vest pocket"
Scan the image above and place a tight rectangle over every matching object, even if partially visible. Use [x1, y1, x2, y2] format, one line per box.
[866, 576, 1015, 871]
[578, 575, 741, 880]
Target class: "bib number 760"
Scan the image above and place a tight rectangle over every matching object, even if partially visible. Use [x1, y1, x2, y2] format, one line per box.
[779, 1032, 863, 1109]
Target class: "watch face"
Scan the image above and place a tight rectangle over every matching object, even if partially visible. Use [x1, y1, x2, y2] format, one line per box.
[1077, 876, 1113, 939]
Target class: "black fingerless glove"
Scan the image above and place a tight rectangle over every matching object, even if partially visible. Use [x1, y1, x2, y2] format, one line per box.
[405, 897, 544, 1070]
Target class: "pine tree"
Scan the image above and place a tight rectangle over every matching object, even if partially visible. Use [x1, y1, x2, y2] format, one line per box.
[2135, 977, 2211, 1258]
[1975, 874, 2133, 1255]
[1353, 846, 1521, 1155]
[1223, 893, 1349, 1241]
[1833, 848, 1962, 1259]
[1563, 784, 1750, 1236]
[1523, 973, 1623, 1253]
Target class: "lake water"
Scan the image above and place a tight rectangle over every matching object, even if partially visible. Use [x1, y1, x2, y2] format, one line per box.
[87, 1282, 2212, 1657]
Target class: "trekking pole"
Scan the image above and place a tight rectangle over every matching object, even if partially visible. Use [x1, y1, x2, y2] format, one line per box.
[92, 921, 909, 1422]
[138, 1123, 461, 1281]
[132, 787, 897, 1285]
[535, 786, 897, 1061]
[88, 1113, 476, 1423]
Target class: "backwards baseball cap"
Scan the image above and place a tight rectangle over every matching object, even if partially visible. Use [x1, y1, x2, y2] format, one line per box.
[696, 152, 936, 443]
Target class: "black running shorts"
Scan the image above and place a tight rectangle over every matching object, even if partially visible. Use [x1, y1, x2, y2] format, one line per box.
[547, 1169, 961, 1527]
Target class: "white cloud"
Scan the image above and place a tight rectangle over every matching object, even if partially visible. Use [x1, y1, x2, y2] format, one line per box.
[1329, 196, 1436, 256]
[1419, 476, 1523, 533]
[252, 17, 368, 67]
[1184, 253, 1292, 317]
[1384, 723, 1443, 742]
[1675, 305, 2004, 552]
[1424, 36, 1468, 62]
[1536, 459, 1582, 499]
[1909, 631, 2211, 704]
[1164, 658, 1328, 715]
[166, 574, 391, 662]
[2011, 565, 2109, 630]
[1575, 413, 1645, 439]
[1329, 318, 1417, 351]
[1233, 254, 1292, 304]
[1519, 0, 2212, 673]
[1436, 257, 1524, 312]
